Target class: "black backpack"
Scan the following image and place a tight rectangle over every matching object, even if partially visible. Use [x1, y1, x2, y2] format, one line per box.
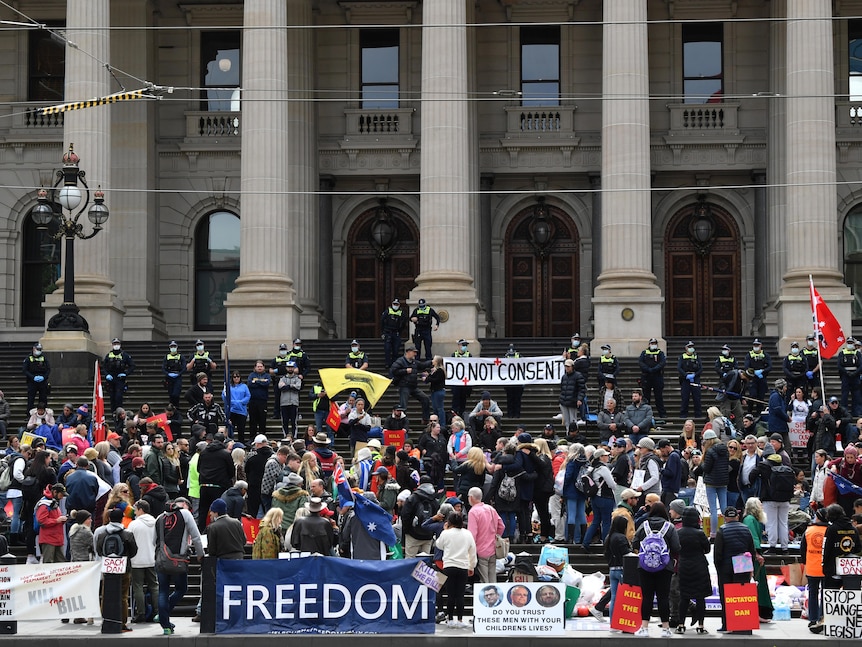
[411, 495, 436, 529]
[769, 463, 795, 502]
[102, 531, 126, 557]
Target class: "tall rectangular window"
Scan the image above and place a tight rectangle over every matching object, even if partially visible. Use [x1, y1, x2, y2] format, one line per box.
[521, 26, 560, 106]
[850, 20, 862, 101]
[361, 29, 399, 109]
[201, 31, 241, 111]
[683, 23, 723, 103]
[29, 26, 65, 102]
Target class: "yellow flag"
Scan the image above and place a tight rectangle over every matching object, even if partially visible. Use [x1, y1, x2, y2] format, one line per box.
[317, 368, 392, 407]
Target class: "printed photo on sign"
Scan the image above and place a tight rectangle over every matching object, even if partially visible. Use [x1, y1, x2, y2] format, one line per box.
[472, 583, 565, 636]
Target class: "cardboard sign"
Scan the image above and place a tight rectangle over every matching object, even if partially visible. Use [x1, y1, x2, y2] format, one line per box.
[383, 429, 406, 449]
[411, 561, 446, 593]
[823, 589, 862, 638]
[472, 583, 565, 635]
[610, 583, 642, 633]
[789, 419, 810, 449]
[101, 556, 128, 574]
[836, 556, 862, 576]
[242, 516, 260, 545]
[723, 582, 759, 631]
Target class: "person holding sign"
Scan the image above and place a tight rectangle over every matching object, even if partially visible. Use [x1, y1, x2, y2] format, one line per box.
[822, 503, 861, 592]
[94, 507, 139, 632]
[713, 506, 756, 633]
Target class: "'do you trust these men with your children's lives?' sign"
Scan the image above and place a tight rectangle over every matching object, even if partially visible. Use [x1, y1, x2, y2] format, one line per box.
[472, 583, 566, 635]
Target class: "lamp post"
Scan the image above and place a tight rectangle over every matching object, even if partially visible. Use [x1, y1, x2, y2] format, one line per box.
[30, 143, 109, 333]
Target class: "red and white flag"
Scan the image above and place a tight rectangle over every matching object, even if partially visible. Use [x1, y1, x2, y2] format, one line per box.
[810, 278, 846, 359]
[92, 360, 106, 444]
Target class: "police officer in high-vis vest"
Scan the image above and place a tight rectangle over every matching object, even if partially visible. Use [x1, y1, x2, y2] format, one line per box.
[186, 339, 217, 385]
[715, 344, 737, 378]
[597, 344, 619, 389]
[103, 338, 135, 412]
[837, 337, 862, 416]
[744, 338, 772, 414]
[677, 340, 703, 419]
[270, 343, 291, 420]
[638, 338, 666, 418]
[381, 298, 407, 368]
[503, 344, 524, 418]
[803, 333, 821, 392]
[23, 342, 51, 410]
[450, 339, 473, 418]
[409, 298, 441, 361]
[162, 340, 186, 407]
[344, 339, 370, 412]
[783, 341, 808, 402]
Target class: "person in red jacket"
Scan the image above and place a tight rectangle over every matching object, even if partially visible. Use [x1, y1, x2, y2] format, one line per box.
[36, 483, 68, 563]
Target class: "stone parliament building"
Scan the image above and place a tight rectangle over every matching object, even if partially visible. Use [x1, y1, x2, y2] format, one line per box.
[1, 0, 861, 358]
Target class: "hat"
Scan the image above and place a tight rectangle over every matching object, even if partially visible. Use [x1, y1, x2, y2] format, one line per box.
[313, 432, 331, 445]
[391, 299, 400, 306]
[397, 490, 411, 503]
[306, 497, 324, 513]
[517, 432, 533, 444]
[350, 391, 358, 398]
[649, 338, 658, 344]
[769, 433, 784, 444]
[656, 439, 672, 449]
[64, 444, 78, 454]
[350, 339, 359, 346]
[418, 298, 426, 306]
[774, 378, 787, 389]
[829, 396, 840, 404]
[845, 445, 859, 456]
[614, 438, 627, 448]
[604, 375, 616, 384]
[279, 343, 288, 350]
[790, 341, 799, 348]
[593, 448, 609, 459]
[815, 507, 829, 522]
[702, 430, 718, 441]
[394, 406, 405, 412]
[564, 359, 575, 367]
[195, 339, 204, 345]
[481, 391, 491, 400]
[286, 472, 304, 486]
[544, 424, 555, 431]
[620, 488, 639, 500]
[293, 338, 302, 344]
[286, 360, 297, 368]
[209, 499, 227, 515]
[637, 437, 655, 450]
[723, 506, 739, 518]
[111, 338, 121, 344]
[357, 448, 373, 461]
[446, 496, 462, 506]
[367, 439, 382, 449]
[669, 499, 686, 516]
[753, 338, 762, 345]
[743, 414, 755, 422]
[169, 340, 178, 347]
[106, 432, 121, 441]
[33, 343, 42, 350]
[807, 333, 816, 340]
[109, 507, 124, 523]
[766, 453, 783, 463]
[458, 339, 468, 345]
[375, 466, 390, 477]
[690, 448, 702, 456]
[234, 480, 248, 491]
[571, 332, 580, 339]
[254, 434, 268, 445]
[721, 344, 731, 352]
[601, 344, 611, 351]
[419, 475, 432, 484]
[132, 457, 145, 469]
[405, 344, 417, 352]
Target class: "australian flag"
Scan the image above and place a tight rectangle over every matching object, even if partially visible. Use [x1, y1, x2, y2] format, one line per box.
[333, 462, 353, 504]
[352, 490, 397, 546]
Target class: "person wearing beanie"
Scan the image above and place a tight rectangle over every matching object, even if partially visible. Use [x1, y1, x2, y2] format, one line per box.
[468, 391, 503, 437]
[206, 498, 245, 559]
[220, 480, 248, 520]
[635, 437, 662, 502]
[93, 506, 139, 631]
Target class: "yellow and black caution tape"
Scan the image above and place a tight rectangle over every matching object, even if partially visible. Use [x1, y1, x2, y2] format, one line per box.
[40, 88, 154, 116]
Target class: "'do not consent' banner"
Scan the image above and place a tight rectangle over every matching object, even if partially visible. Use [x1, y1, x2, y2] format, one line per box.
[216, 556, 436, 634]
[444, 355, 565, 387]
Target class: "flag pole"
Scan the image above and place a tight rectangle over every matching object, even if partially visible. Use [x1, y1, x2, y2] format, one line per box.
[810, 275, 829, 401]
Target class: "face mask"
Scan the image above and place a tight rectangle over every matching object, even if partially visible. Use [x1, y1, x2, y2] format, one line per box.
[753, 346, 761, 352]
[279, 350, 288, 357]
[169, 347, 177, 353]
[686, 347, 695, 354]
[603, 350, 610, 356]
[649, 344, 658, 351]
[460, 345, 467, 352]
[571, 339, 578, 346]
[847, 346, 854, 352]
[33, 350, 41, 357]
[113, 345, 121, 352]
[722, 350, 729, 357]
[351, 346, 359, 352]
[791, 348, 799, 355]
[808, 340, 816, 348]
[196, 345, 204, 352]
[392, 304, 399, 310]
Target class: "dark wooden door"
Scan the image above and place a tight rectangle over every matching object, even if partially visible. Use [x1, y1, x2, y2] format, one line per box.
[347, 207, 419, 338]
[665, 203, 740, 337]
[505, 205, 579, 337]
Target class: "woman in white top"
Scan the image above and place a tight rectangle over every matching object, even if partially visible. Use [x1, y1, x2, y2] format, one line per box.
[435, 512, 477, 628]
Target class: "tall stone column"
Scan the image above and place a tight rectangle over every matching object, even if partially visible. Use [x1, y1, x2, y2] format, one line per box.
[776, 0, 851, 348]
[479, 174, 494, 334]
[225, 0, 298, 358]
[42, 0, 121, 355]
[318, 176, 336, 337]
[592, 0, 663, 355]
[287, 0, 322, 338]
[411, 0, 478, 353]
[752, 171, 768, 329]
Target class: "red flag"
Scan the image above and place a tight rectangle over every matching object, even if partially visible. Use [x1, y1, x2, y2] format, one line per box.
[325, 401, 340, 431]
[811, 279, 846, 359]
[92, 360, 106, 444]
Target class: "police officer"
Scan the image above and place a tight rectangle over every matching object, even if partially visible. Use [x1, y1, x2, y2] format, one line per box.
[715, 344, 737, 378]
[563, 333, 581, 360]
[23, 342, 50, 410]
[286, 339, 310, 378]
[103, 338, 135, 412]
[638, 338, 667, 418]
[409, 298, 440, 361]
[677, 340, 703, 419]
[803, 333, 821, 392]
[837, 337, 862, 416]
[743, 338, 772, 414]
[597, 344, 619, 389]
[503, 343, 524, 418]
[162, 340, 185, 408]
[186, 339, 217, 385]
[270, 343, 291, 419]
[344, 340, 370, 411]
[783, 341, 808, 402]
[450, 338, 472, 418]
[381, 298, 407, 368]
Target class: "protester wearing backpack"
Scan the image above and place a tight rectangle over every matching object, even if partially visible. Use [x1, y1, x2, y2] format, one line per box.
[93, 507, 139, 632]
[35, 483, 67, 563]
[490, 444, 519, 540]
[632, 501, 680, 637]
[756, 452, 794, 554]
[505, 433, 539, 543]
[155, 498, 203, 635]
[400, 477, 439, 557]
[580, 448, 617, 549]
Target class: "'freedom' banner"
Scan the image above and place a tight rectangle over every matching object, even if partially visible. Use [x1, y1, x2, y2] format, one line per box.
[216, 556, 436, 634]
[2, 561, 101, 620]
[444, 355, 565, 387]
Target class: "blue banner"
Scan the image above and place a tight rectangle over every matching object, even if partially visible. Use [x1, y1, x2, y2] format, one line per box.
[216, 556, 437, 634]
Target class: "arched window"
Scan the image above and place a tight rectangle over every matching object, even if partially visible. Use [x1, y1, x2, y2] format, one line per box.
[195, 210, 240, 330]
[21, 207, 60, 327]
[844, 208, 862, 324]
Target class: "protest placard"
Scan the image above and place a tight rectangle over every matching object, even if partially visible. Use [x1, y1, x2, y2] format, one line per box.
[823, 589, 862, 638]
[610, 583, 642, 633]
[724, 582, 759, 631]
[472, 583, 565, 635]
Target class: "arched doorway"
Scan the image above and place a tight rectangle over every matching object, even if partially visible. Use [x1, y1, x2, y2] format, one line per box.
[665, 199, 741, 337]
[195, 210, 240, 330]
[505, 201, 579, 337]
[346, 202, 419, 338]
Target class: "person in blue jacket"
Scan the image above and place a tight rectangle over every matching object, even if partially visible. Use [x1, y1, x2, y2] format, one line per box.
[223, 371, 251, 443]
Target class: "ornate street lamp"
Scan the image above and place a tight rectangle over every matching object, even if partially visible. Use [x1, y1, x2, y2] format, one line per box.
[369, 198, 397, 260]
[31, 143, 109, 332]
[688, 195, 716, 256]
[529, 197, 555, 257]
